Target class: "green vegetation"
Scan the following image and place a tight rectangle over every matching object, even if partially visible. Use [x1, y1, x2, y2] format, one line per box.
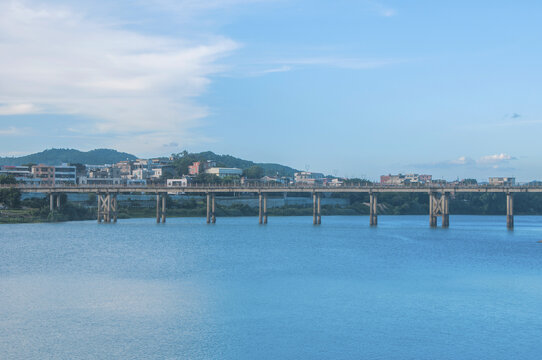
[169, 151, 296, 177]
[0, 148, 136, 166]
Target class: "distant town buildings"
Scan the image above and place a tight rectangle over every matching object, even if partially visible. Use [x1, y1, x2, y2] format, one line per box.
[294, 171, 324, 185]
[204, 167, 243, 178]
[380, 174, 432, 185]
[489, 177, 515, 186]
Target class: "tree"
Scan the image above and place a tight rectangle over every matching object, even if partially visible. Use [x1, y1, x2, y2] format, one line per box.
[0, 175, 17, 184]
[243, 165, 264, 179]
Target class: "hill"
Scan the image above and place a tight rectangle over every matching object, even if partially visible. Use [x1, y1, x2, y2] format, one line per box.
[175, 151, 298, 176]
[0, 148, 137, 166]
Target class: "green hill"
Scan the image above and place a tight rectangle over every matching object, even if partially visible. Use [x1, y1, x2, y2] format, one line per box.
[0, 148, 137, 166]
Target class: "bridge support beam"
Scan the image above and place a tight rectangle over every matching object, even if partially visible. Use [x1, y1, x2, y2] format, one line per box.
[507, 193, 514, 229]
[56, 194, 61, 209]
[370, 193, 378, 226]
[259, 193, 263, 224]
[317, 193, 321, 225]
[211, 194, 216, 224]
[155, 194, 166, 223]
[313, 192, 317, 225]
[97, 193, 111, 223]
[429, 192, 450, 228]
[112, 194, 118, 223]
[206, 193, 211, 224]
[49, 193, 54, 212]
[263, 193, 268, 224]
[162, 194, 167, 223]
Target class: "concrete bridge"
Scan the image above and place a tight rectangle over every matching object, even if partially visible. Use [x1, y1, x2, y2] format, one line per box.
[3, 183, 542, 229]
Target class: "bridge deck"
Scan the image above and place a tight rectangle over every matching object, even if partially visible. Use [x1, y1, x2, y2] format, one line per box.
[2, 184, 541, 194]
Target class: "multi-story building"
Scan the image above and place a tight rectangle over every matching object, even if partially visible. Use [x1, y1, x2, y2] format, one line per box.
[31, 164, 55, 185]
[0, 166, 32, 181]
[167, 178, 189, 187]
[53, 164, 77, 184]
[114, 161, 133, 179]
[205, 167, 242, 178]
[294, 171, 324, 185]
[489, 177, 515, 186]
[380, 174, 432, 185]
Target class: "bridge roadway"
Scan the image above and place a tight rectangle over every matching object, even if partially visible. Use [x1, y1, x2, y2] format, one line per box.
[3, 184, 541, 228]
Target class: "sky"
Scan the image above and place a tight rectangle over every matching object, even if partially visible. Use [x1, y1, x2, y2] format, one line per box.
[1, 0, 542, 181]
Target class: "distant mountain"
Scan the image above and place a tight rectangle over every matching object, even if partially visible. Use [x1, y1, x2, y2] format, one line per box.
[190, 151, 298, 176]
[0, 148, 137, 166]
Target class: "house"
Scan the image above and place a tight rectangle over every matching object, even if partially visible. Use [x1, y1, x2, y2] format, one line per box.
[294, 171, 324, 185]
[205, 167, 242, 178]
[489, 177, 515, 186]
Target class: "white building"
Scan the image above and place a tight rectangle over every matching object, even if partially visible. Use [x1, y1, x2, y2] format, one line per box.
[54, 164, 77, 184]
[167, 178, 189, 187]
[205, 167, 242, 178]
[294, 171, 324, 185]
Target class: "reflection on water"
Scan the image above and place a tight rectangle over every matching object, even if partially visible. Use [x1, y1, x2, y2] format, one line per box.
[1, 215, 542, 359]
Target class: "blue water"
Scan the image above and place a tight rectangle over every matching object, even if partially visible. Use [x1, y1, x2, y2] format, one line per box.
[1, 215, 542, 359]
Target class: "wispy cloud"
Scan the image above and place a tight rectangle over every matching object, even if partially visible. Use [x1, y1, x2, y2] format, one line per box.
[367, 0, 397, 17]
[0, 0, 238, 153]
[0, 126, 25, 136]
[414, 153, 517, 170]
[271, 57, 402, 70]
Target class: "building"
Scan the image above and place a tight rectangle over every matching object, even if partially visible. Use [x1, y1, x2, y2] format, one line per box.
[205, 167, 242, 178]
[31, 164, 55, 185]
[167, 178, 189, 187]
[188, 160, 217, 175]
[54, 164, 77, 184]
[294, 171, 324, 185]
[489, 177, 515, 186]
[79, 177, 123, 185]
[380, 174, 432, 185]
[0, 166, 32, 181]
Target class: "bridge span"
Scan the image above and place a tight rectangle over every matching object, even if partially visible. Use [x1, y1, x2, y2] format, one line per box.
[3, 184, 542, 228]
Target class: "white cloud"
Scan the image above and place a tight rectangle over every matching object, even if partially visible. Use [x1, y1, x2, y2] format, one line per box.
[0, 0, 238, 152]
[0, 126, 24, 135]
[477, 153, 515, 164]
[0, 103, 40, 115]
[269, 57, 402, 70]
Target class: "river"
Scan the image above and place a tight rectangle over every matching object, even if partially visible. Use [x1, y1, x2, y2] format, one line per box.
[1, 215, 542, 359]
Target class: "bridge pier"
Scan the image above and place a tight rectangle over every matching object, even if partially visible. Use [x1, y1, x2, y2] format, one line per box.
[317, 193, 321, 224]
[211, 194, 216, 224]
[263, 193, 268, 224]
[49, 193, 54, 212]
[429, 192, 449, 228]
[97, 193, 112, 223]
[112, 194, 118, 223]
[370, 193, 378, 226]
[206, 193, 211, 224]
[156, 194, 166, 223]
[258, 193, 263, 225]
[507, 193, 514, 229]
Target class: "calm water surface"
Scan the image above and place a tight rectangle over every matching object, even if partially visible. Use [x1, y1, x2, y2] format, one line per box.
[1, 215, 542, 359]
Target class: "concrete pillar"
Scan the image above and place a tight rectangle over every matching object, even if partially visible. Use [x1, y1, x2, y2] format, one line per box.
[56, 194, 61, 209]
[507, 193, 514, 229]
[211, 194, 216, 224]
[313, 192, 317, 225]
[370, 193, 378, 226]
[50, 193, 54, 212]
[97, 194, 101, 223]
[263, 193, 268, 224]
[259, 193, 263, 224]
[156, 194, 161, 223]
[317, 193, 321, 225]
[105, 194, 111, 223]
[206, 193, 211, 224]
[442, 193, 450, 228]
[429, 193, 437, 228]
[162, 194, 167, 223]
[112, 194, 118, 223]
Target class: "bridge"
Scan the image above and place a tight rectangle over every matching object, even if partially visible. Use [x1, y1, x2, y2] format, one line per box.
[3, 183, 542, 229]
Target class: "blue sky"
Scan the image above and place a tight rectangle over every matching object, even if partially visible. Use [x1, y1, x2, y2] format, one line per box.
[1, 0, 541, 181]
